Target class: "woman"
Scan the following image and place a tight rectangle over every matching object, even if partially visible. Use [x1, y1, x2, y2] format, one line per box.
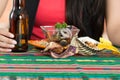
[27, 0, 105, 40]
[0, 0, 119, 52]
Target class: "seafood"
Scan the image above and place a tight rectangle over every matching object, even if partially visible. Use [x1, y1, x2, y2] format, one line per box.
[28, 40, 49, 49]
[70, 36, 103, 55]
[37, 23, 105, 57]
[40, 26, 73, 46]
[50, 46, 76, 58]
[59, 28, 72, 39]
[44, 42, 64, 54]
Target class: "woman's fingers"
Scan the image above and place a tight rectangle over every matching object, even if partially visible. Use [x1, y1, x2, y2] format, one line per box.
[0, 29, 17, 52]
[0, 48, 12, 52]
[0, 41, 15, 48]
[0, 35, 16, 52]
[0, 29, 14, 38]
[0, 34, 16, 44]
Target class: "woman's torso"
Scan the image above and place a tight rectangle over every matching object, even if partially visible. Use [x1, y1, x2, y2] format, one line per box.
[30, 0, 105, 40]
[31, 0, 65, 39]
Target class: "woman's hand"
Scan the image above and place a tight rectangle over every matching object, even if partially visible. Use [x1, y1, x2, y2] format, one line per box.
[0, 0, 15, 52]
[0, 28, 17, 52]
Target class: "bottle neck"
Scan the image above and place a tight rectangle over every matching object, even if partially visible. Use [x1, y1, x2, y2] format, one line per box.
[13, 0, 25, 9]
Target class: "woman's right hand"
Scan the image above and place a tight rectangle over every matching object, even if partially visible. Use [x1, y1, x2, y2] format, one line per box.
[0, 28, 17, 52]
[0, 0, 15, 52]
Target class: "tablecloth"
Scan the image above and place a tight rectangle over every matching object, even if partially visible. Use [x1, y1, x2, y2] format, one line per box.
[0, 46, 120, 80]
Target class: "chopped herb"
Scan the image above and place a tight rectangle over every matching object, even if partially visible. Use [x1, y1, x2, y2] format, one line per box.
[62, 22, 67, 28]
[55, 22, 62, 29]
[55, 22, 68, 29]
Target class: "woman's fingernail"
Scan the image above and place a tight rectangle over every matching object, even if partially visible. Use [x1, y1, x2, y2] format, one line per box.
[10, 45, 15, 48]
[10, 34, 14, 38]
[12, 40, 17, 44]
[8, 49, 12, 52]
[6, 49, 12, 52]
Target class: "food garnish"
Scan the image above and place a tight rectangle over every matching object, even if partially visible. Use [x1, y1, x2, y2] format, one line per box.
[97, 37, 120, 55]
[55, 22, 67, 29]
[62, 22, 68, 28]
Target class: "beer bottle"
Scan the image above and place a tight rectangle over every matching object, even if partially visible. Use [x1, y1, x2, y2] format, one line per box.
[9, 0, 29, 52]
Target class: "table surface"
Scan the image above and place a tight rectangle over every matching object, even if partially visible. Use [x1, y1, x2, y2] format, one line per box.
[0, 45, 120, 80]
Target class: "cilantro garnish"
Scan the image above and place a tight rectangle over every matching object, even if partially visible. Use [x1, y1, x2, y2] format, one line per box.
[55, 22, 68, 29]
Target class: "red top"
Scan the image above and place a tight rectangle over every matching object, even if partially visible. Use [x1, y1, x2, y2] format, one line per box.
[31, 0, 65, 40]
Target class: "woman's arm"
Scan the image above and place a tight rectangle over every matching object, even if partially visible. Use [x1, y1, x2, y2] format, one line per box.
[106, 0, 120, 46]
[0, 0, 8, 17]
[0, 0, 12, 28]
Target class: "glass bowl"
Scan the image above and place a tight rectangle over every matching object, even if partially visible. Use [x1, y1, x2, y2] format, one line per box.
[40, 25, 80, 46]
